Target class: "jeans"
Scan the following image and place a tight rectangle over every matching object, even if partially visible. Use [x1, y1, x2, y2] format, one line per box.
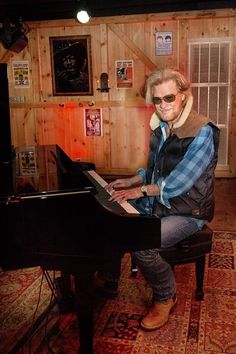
[132, 215, 205, 302]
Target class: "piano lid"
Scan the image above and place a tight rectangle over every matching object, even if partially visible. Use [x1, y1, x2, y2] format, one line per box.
[15, 144, 95, 196]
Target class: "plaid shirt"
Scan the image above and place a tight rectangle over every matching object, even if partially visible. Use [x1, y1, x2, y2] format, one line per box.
[137, 122, 215, 209]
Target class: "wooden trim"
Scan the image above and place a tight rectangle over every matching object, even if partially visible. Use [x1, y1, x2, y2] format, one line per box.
[27, 9, 236, 29]
[108, 24, 156, 71]
[9, 99, 147, 109]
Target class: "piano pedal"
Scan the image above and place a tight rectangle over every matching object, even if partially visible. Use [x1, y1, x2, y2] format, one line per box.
[130, 254, 138, 276]
[131, 266, 138, 277]
[131, 256, 138, 276]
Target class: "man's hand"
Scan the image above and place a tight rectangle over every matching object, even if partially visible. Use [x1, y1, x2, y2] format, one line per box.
[109, 187, 143, 204]
[105, 175, 143, 193]
[105, 178, 134, 193]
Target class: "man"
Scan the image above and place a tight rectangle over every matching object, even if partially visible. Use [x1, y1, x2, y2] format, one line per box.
[54, 41, 89, 93]
[106, 68, 220, 330]
[165, 35, 172, 43]
[156, 35, 164, 46]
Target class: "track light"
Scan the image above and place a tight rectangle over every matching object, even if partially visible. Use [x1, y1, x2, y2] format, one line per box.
[76, 1, 91, 24]
[0, 17, 29, 53]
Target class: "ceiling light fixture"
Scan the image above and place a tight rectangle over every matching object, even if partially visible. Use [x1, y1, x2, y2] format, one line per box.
[76, 1, 91, 24]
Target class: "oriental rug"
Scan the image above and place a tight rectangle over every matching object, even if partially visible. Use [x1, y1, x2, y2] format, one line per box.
[0, 230, 236, 354]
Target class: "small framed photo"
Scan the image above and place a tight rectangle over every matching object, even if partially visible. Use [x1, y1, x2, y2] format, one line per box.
[12, 60, 30, 88]
[155, 32, 173, 56]
[50, 35, 93, 96]
[84, 108, 103, 136]
[115, 60, 133, 88]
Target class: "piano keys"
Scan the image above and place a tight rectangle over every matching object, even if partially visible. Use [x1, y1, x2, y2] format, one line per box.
[85, 169, 140, 214]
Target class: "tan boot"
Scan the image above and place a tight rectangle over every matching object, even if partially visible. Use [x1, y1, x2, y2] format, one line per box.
[141, 295, 177, 331]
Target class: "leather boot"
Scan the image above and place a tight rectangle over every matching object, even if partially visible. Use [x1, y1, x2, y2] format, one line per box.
[141, 294, 177, 331]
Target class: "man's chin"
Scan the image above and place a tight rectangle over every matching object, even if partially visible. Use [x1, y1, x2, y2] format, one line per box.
[159, 114, 175, 122]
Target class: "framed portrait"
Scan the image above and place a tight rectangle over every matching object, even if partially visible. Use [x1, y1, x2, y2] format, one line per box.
[50, 35, 93, 96]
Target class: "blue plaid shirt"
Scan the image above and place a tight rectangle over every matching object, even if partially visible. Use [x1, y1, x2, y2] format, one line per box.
[137, 122, 215, 209]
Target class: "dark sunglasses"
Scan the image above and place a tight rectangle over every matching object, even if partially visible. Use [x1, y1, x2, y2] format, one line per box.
[152, 93, 178, 105]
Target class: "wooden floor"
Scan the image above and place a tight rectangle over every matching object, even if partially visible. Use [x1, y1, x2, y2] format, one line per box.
[208, 178, 236, 231]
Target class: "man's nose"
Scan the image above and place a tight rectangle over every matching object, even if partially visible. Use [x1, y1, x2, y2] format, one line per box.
[159, 99, 168, 108]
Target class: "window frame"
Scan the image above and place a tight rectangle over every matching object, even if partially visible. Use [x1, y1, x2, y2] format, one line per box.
[187, 37, 233, 170]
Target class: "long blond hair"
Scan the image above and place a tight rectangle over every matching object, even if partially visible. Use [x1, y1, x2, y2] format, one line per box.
[145, 68, 191, 104]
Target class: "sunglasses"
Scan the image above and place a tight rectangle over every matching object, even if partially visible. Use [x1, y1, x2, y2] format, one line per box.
[152, 93, 178, 105]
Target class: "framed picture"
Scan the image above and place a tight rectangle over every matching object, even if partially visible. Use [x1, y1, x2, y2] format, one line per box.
[155, 31, 173, 56]
[12, 60, 30, 88]
[50, 35, 93, 96]
[84, 108, 103, 136]
[115, 60, 133, 88]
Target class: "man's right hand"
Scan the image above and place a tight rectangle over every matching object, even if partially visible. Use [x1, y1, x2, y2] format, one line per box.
[105, 178, 133, 193]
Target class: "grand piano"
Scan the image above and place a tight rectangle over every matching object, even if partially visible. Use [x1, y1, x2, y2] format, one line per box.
[0, 63, 161, 354]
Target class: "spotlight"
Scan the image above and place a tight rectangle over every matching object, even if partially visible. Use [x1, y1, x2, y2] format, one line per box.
[0, 17, 29, 53]
[76, 10, 90, 24]
[76, 1, 91, 24]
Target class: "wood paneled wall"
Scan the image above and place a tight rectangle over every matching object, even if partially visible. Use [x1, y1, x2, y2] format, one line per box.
[1, 8, 236, 176]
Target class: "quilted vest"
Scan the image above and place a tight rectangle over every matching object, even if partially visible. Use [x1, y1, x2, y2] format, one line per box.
[146, 111, 220, 221]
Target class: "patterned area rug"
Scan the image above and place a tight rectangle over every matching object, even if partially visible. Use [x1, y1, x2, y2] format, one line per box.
[0, 230, 235, 354]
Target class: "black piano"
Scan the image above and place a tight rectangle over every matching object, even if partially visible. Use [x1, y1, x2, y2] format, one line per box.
[0, 63, 161, 354]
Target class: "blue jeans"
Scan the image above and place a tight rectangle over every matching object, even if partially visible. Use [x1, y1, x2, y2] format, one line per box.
[132, 215, 205, 302]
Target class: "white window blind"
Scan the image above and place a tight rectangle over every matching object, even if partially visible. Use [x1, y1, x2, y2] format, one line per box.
[188, 38, 232, 169]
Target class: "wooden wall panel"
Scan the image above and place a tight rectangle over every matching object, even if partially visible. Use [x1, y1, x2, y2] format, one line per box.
[10, 108, 37, 147]
[0, 8, 235, 176]
[109, 106, 153, 173]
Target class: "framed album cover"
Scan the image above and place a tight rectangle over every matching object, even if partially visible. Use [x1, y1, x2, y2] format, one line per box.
[50, 35, 93, 96]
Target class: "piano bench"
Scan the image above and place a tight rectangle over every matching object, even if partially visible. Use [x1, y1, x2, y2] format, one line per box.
[131, 224, 213, 300]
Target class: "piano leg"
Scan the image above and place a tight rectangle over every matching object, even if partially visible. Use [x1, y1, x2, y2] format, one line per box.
[73, 252, 123, 353]
[74, 266, 95, 354]
[55, 271, 76, 313]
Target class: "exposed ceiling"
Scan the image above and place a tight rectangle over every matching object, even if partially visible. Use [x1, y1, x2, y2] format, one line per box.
[0, 0, 235, 23]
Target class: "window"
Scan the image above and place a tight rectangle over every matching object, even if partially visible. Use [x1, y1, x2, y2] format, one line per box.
[188, 38, 232, 169]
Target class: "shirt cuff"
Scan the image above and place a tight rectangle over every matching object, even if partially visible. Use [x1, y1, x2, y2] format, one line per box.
[136, 168, 146, 184]
[157, 178, 171, 209]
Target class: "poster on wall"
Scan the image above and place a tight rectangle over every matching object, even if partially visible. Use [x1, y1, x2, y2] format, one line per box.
[115, 60, 133, 88]
[84, 108, 103, 136]
[50, 35, 93, 96]
[12, 60, 30, 88]
[155, 32, 173, 56]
